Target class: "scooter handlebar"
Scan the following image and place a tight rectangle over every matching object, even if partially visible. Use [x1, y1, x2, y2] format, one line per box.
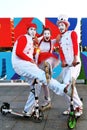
[65, 62, 80, 67]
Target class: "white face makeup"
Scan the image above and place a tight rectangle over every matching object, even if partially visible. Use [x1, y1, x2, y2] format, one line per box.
[43, 30, 51, 41]
[58, 22, 67, 34]
[28, 27, 36, 38]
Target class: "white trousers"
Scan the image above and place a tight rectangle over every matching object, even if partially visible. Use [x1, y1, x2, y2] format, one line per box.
[13, 60, 66, 113]
[61, 63, 83, 109]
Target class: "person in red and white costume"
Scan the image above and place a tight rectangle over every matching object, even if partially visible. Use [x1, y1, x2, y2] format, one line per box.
[57, 15, 83, 116]
[37, 27, 60, 67]
[12, 22, 72, 116]
[35, 27, 60, 111]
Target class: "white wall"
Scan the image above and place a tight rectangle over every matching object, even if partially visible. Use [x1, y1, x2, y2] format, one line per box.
[0, 0, 86, 43]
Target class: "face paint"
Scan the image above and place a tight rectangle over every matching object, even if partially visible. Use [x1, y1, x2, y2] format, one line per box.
[43, 30, 51, 41]
[58, 22, 67, 34]
[27, 27, 36, 38]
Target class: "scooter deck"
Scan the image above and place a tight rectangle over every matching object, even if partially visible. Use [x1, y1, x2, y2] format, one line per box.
[1, 102, 44, 123]
[9, 110, 25, 117]
[1, 108, 31, 117]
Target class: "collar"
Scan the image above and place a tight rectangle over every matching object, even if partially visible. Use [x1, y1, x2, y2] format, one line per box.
[43, 39, 51, 42]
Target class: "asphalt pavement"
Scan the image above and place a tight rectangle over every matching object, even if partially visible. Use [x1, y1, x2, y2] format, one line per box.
[0, 83, 87, 130]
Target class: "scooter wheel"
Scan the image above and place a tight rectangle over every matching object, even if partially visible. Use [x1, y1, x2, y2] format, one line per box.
[1, 102, 10, 115]
[32, 109, 44, 123]
[67, 115, 77, 129]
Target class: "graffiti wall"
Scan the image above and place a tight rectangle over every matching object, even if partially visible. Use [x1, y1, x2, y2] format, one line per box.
[0, 17, 87, 81]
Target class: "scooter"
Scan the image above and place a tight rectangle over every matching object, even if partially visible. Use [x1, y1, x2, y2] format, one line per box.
[0, 79, 44, 123]
[64, 62, 83, 129]
[67, 77, 77, 129]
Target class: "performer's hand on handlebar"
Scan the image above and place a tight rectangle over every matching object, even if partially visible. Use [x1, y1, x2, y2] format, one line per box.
[72, 56, 80, 66]
[72, 60, 80, 67]
[61, 61, 68, 67]
[72, 62, 79, 66]
[61, 60, 80, 67]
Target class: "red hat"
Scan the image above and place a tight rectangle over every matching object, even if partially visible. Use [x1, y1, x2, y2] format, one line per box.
[57, 15, 70, 28]
[27, 23, 37, 29]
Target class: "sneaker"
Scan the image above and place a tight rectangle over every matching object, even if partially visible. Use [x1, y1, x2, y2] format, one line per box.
[41, 101, 52, 111]
[63, 109, 70, 115]
[75, 107, 83, 117]
[63, 107, 83, 116]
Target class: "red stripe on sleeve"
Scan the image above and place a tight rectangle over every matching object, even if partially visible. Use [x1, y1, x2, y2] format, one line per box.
[16, 35, 34, 62]
[71, 31, 78, 56]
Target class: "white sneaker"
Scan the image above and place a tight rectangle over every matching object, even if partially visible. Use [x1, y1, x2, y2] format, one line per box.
[63, 109, 70, 115]
[63, 107, 83, 117]
[75, 107, 83, 117]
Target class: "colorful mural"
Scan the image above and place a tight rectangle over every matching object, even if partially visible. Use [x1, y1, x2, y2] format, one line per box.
[0, 17, 87, 82]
